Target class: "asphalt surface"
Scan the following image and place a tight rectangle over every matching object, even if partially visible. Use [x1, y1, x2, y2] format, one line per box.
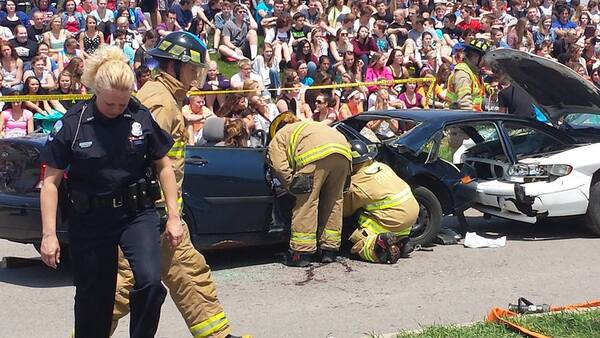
[1, 212, 600, 338]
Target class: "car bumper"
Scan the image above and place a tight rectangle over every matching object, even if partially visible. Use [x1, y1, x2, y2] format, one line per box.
[0, 193, 68, 244]
[472, 178, 589, 222]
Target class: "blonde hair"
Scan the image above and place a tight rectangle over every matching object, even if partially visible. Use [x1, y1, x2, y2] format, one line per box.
[81, 45, 135, 92]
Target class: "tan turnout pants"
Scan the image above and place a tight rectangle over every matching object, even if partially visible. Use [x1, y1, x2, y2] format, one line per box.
[112, 220, 231, 338]
[290, 154, 350, 253]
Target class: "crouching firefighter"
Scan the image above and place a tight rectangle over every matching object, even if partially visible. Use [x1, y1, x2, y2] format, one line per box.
[344, 140, 419, 263]
[268, 112, 352, 267]
[111, 31, 249, 338]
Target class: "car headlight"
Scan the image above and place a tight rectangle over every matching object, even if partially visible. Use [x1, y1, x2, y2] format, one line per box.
[508, 164, 572, 178]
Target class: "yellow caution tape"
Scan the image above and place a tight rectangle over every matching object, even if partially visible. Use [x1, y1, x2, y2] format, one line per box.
[0, 78, 434, 102]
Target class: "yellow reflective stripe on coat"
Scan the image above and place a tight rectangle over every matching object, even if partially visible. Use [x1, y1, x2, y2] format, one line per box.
[363, 188, 413, 211]
[294, 143, 352, 168]
[287, 121, 311, 170]
[358, 214, 412, 237]
[190, 312, 229, 338]
[167, 140, 186, 159]
[360, 234, 378, 262]
[291, 231, 316, 245]
[324, 229, 341, 242]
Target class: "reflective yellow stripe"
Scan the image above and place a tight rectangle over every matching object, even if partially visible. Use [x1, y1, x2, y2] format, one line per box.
[294, 143, 352, 168]
[364, 188, 413, 211]
[291, 231, 316, 245]
[168, 141, 186, 159]
[360, 234, 378, 262]
[287, 121, 311, 169]
[190, 312, 229, 338]
[324, 229, 341, 242]
[358, 214, 412, 237]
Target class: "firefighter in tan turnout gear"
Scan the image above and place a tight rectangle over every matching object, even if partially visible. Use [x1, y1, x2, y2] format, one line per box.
[111, 32, 248, 338]
[268, 112, 352, 267]
[446, 38, 491, 111]
[344, 140, 419, 263]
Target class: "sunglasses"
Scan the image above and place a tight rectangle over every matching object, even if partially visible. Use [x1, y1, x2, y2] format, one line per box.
[340, 32, 348, 36]
[316, 99, 326, 104]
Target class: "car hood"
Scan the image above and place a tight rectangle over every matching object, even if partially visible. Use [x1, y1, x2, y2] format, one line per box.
[519, 143, 600, 172]
[484, 49, 600, 124]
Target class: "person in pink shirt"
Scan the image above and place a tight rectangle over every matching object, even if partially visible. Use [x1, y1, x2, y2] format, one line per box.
[0, 94, 34, 138]
[365, 52, 393, 93]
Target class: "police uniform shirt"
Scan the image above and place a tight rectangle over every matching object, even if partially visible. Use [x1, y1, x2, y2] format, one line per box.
[41, 97, 174, 195]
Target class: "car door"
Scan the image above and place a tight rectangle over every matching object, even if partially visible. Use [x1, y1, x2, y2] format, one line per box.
[183, 146, 273, 235]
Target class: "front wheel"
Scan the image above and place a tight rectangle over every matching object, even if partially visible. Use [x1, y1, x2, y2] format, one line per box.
[584, 181, 600, 236]
[410, 186, 443, 246]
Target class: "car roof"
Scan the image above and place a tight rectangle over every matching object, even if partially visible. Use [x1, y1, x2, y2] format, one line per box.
[361, 109, 521, 123]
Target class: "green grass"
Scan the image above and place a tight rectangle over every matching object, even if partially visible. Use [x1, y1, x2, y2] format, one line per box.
[368, 309, 600, 338]
[209, 35, 265, 79]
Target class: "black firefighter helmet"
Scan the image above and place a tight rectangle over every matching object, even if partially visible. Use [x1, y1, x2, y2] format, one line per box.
[350, 140, 378, 165]
[147, 31, 209, 85]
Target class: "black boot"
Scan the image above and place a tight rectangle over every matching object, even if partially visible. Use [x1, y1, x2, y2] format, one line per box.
[320, 249, 338, 263]
[284, 250, 312, 267]
[375, 232, 404, 264]
[399, 237, 414, 258]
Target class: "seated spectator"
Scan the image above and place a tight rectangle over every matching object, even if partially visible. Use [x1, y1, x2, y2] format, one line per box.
[77, 0, 98, 17]
[43, 15, 69, 59]
[296, 60, 313, 86]
[242, 78, 261, 98]
[212, 0, 233, 50]
[127, 0, 152, 32]
[230, 59, 263, 90]
[30, 0, 57, 27]
[61, 0, 85, 35]
[352, 25, 378, 69]
[49, 70, 81, 113]
[365, 52, 393, 94]
[534, 15, 557, 45]
[222, 117, 249, 147]
[35, 42, 58, 75]
[157, 9, 182, 37]
[309, 29, 328, 61]
[290, 39, 317, 77]
[9, 25, 37, 68]
[248, 95, 278, 130]
[23, 55, 56, 90]
[63, 57, 87, 94]
[0, 92, 33, 138]
[111, 16, 142, 50]
[134, 29, 158, 69]
[202, 60, 230, 112]
[456, 1, 482, 33]
[1, 0, 28, 33]
[0, 40, 23, 92]
[184, 95, 215, 145]
[327, 0, 351, 28]
[330, 28, 354, 63]
[552, 5, 577, 37]
[134, 64, 150, 90]
[338, 90, 365, 120]
[24, 76, 62, 132]
[366, 89, 402, 138]
[113, 29, 135, 66]
[397, 81, 425, 109]
[287, 0, 307, 18]
[507, 17, 535, 52]
[187, 16, 208, 48]
[58, 38, 85, 72]
[388, 9, 410, 49]
[171, 0, 194, 30]
[90, 0, 115, 41]
[271, 15, 292, 67]
[219, 4, 258, 61]
[336, 51, 364, 83]
[276, 79, 311, 120]
[312, 93, 337, 125]
[79, 16, 105, 57]
[372, 20, 391, 53]
[252, 43, 280, 96]
[386, 48, 409, 96]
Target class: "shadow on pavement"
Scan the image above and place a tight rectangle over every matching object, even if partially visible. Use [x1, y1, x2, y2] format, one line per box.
[203, 244, 289, 271]
[0, 256, 73, 288]
[445, 213, 595, 242]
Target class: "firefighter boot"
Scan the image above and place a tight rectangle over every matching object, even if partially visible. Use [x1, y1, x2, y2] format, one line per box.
[284, 250, 312, 267]
[374, 233, 403, 264]
[320, 249, 338, 263]
[399, 237, 414, 258]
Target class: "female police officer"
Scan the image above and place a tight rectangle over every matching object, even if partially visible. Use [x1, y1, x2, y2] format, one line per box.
[39, 46, 183, 338]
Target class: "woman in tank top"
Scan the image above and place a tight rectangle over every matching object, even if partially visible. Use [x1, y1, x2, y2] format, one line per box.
[80, 16, 104, 57]
[43, 15, 69, 59]
[0, 96, 33, 138]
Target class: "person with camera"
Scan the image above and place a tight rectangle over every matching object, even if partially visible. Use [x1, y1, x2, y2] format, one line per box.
[40, 45, 182, 338]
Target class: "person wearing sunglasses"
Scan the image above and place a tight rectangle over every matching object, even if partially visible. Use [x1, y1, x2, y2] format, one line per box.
[312, 93, 337, 125]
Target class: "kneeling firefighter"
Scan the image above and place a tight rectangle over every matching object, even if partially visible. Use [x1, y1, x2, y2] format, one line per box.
[268, 112, 352, 267]
[344, 140, 419, 263]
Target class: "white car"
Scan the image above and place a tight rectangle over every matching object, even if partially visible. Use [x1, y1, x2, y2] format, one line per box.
[450, 49, 600, 235]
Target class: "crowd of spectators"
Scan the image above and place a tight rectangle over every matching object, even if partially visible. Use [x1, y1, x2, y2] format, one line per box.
[0, 0, 597, 141]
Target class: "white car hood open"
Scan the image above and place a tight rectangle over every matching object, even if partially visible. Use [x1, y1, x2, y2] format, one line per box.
[484, 49, 600, 124]
[518, 143, 600, 175]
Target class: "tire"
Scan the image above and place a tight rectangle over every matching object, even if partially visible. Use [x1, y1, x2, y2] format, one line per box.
[33, 243, 70, 262]
[585, 181, 600, 236]
[410, 186, 443, 246]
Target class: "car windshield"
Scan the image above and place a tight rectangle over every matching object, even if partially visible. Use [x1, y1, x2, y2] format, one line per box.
[562, 113, 600, 128]
[358, 117, 420, 143]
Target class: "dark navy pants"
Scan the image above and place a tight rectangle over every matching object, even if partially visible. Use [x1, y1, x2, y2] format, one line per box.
[69, 208, 166, 338]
